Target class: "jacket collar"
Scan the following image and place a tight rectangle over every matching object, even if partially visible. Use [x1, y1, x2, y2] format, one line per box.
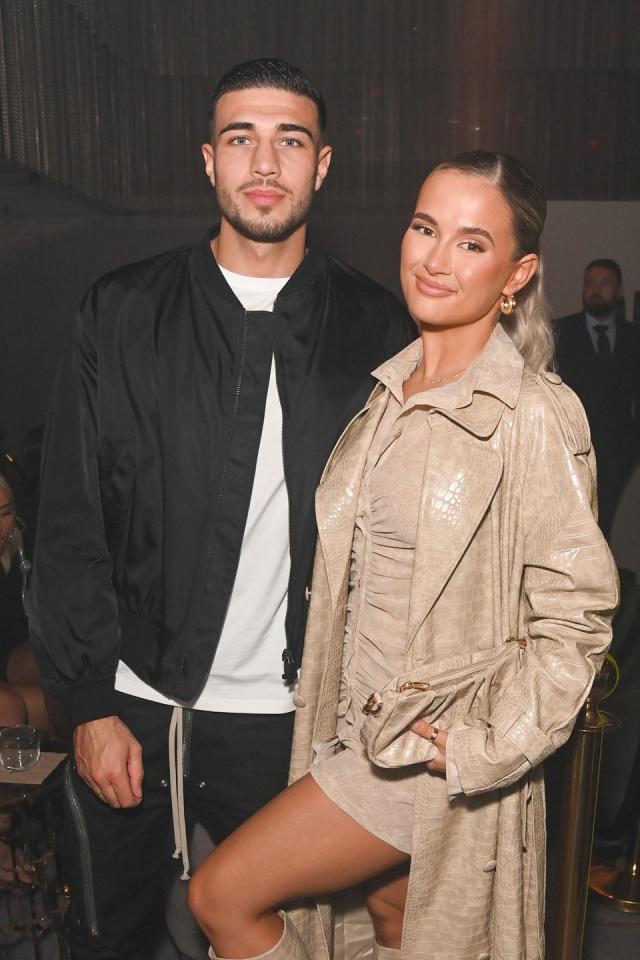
[371, 323, 525, 438]
[191, 227, 330, 310]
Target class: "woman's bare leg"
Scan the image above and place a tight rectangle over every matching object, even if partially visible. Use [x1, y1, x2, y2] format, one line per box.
[0, 682, 27, 724]
[0, 685, 32, 885]
[7, 641, 42, 686]
[189, 773, 409, 958]
[364, 863, 409, 949]
[11, 684, 52, 733]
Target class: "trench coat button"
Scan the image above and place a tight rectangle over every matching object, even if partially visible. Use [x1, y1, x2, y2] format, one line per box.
[544, 371, 562, 384]
[304, 586, 311, 602]
[482, 858, 497, 872]
[293, 693, 307, 708]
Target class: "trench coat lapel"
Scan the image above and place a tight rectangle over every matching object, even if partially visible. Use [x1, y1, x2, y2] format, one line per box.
[315, 387, 388, 608]
[407, 421, 503, 646]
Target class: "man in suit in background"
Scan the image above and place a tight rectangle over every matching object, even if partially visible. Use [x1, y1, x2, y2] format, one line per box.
[555, 258, 640, 537]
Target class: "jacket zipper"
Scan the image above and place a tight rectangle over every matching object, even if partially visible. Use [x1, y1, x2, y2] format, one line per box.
[188, 312, 249, 648]
[64, 763, 100, 937]
[398, 638, 527, 692]
[273, 342, 296, 684]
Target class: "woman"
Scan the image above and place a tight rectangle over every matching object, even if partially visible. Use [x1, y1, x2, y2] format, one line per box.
[0, 474, 29, 674]
[0, 474, 50, 733]
[189, 152, 618, 960]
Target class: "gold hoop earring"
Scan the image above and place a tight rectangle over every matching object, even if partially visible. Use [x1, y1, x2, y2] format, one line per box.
[500, 293, 516, 315]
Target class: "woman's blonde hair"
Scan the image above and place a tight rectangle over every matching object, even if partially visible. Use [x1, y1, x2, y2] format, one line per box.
[0, 473, 20, 573]
[433, 151, 554, 373]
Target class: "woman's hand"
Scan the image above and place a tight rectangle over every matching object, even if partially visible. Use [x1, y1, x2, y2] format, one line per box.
[410, 720, 448, 774]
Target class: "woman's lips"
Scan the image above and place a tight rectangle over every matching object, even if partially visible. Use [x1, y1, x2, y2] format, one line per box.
[415, 276, 456, 297]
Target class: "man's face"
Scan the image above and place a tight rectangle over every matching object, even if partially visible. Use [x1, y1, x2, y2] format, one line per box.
[202, 87, 332, 244]
[582, 266, 621, 318]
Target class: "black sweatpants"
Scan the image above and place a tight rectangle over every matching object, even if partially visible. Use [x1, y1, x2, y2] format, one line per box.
[62, 692, 295, 959]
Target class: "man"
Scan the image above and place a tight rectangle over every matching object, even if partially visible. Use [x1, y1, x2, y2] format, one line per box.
[28, 58, 415, 958]
[555, 258, 640, 536]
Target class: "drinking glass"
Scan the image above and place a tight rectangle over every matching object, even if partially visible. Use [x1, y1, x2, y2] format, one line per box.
[0, 724, 41, 772]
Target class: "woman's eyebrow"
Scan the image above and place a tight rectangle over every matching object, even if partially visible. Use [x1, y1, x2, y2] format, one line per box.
[412, 212, 494, 245]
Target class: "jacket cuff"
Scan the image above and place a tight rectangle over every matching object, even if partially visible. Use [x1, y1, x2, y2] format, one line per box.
[449, 725, 530, 796]
[56, 675, 120, 728]
[498, 712, 555, 768]
[444, 731, 463, 798]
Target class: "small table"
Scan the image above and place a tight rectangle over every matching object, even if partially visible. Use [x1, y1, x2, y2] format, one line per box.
[0, 736, 68, 959]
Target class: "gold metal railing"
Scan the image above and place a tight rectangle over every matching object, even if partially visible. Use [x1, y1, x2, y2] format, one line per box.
[549, 656, 620, 960]
[590, 814, 640, 913]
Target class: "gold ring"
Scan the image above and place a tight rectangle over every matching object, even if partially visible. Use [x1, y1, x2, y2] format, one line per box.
[427, 727, 439, 744]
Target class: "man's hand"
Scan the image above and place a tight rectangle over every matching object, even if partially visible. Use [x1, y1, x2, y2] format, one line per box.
[74, 716, 144, 808]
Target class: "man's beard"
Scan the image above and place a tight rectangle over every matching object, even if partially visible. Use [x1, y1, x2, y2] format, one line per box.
[216, 184, 314, 244]
[584, 298, 617, 318]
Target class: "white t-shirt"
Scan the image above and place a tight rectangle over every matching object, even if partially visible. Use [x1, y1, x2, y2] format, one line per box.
[115, 266, 295, 712]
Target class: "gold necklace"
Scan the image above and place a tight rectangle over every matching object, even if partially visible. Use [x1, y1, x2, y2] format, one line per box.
[423, 369, 465, 386]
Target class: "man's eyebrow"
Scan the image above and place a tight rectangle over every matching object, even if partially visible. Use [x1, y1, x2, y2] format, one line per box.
[218, 121, 256, 136]
[217, 121, 314, 139]
[412, 212, 494, 245]
[278, 123, 314, 139]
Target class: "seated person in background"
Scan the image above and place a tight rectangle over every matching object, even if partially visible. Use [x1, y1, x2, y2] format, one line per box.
[0, 489, 34, 885]
[0, 473, 29, 676]
[0, 683, 27, 726]
[0, 474, 51, 733]
[0, 678, 34, 887]
[555, 259, 640, 538]
[15, 424, 44, 559]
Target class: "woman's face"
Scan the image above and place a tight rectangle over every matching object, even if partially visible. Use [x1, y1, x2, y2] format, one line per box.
[0, 488, 16, 554]
[400, 169, 536, 332]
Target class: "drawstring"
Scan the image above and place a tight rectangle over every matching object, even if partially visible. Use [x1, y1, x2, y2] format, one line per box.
[169, 705, 190, 879]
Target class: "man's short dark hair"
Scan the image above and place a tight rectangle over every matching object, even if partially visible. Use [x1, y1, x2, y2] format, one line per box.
[585, 258, 623, 286]
[208, 58, 327, 140]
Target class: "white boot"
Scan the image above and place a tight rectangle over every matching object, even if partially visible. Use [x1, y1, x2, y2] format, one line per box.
[208, 912, 309, 960]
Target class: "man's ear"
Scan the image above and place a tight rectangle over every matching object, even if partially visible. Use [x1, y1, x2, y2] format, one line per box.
[314, 144, 333, 192]
[201, 143, 215, 186]
[504, 253, 539, 296]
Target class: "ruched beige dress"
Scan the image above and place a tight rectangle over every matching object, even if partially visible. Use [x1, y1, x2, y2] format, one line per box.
[311, 372, 457, 854]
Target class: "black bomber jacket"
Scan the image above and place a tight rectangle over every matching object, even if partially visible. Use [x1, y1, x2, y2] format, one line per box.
[28, 231, 415, 727]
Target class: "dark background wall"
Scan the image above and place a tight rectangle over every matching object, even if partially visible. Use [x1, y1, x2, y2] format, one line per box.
[1, 0, 639, 454]
[4, 0, 640, 209]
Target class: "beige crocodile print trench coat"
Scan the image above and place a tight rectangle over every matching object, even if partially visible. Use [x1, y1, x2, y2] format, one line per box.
[287, 325, 618, 960]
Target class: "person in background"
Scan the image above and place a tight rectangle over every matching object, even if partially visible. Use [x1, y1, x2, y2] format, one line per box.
[0, 474, 49, 732]
[28, 58, 415, 958]
[189, 152, 618, 960]
[17, 424, 44, 558]
[555, 259, 640, 537]
[0, 474, 29, 677]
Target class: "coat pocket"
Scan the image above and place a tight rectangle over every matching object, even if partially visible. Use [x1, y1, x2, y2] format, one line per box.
[360, 639, 527, 768]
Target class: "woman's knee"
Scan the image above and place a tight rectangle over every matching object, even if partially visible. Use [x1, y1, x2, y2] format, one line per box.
[6, 642, 41, 686]
[188, 856, 226, 931]
[0, 683, 27, 725]
[189, 849, 262, 936]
